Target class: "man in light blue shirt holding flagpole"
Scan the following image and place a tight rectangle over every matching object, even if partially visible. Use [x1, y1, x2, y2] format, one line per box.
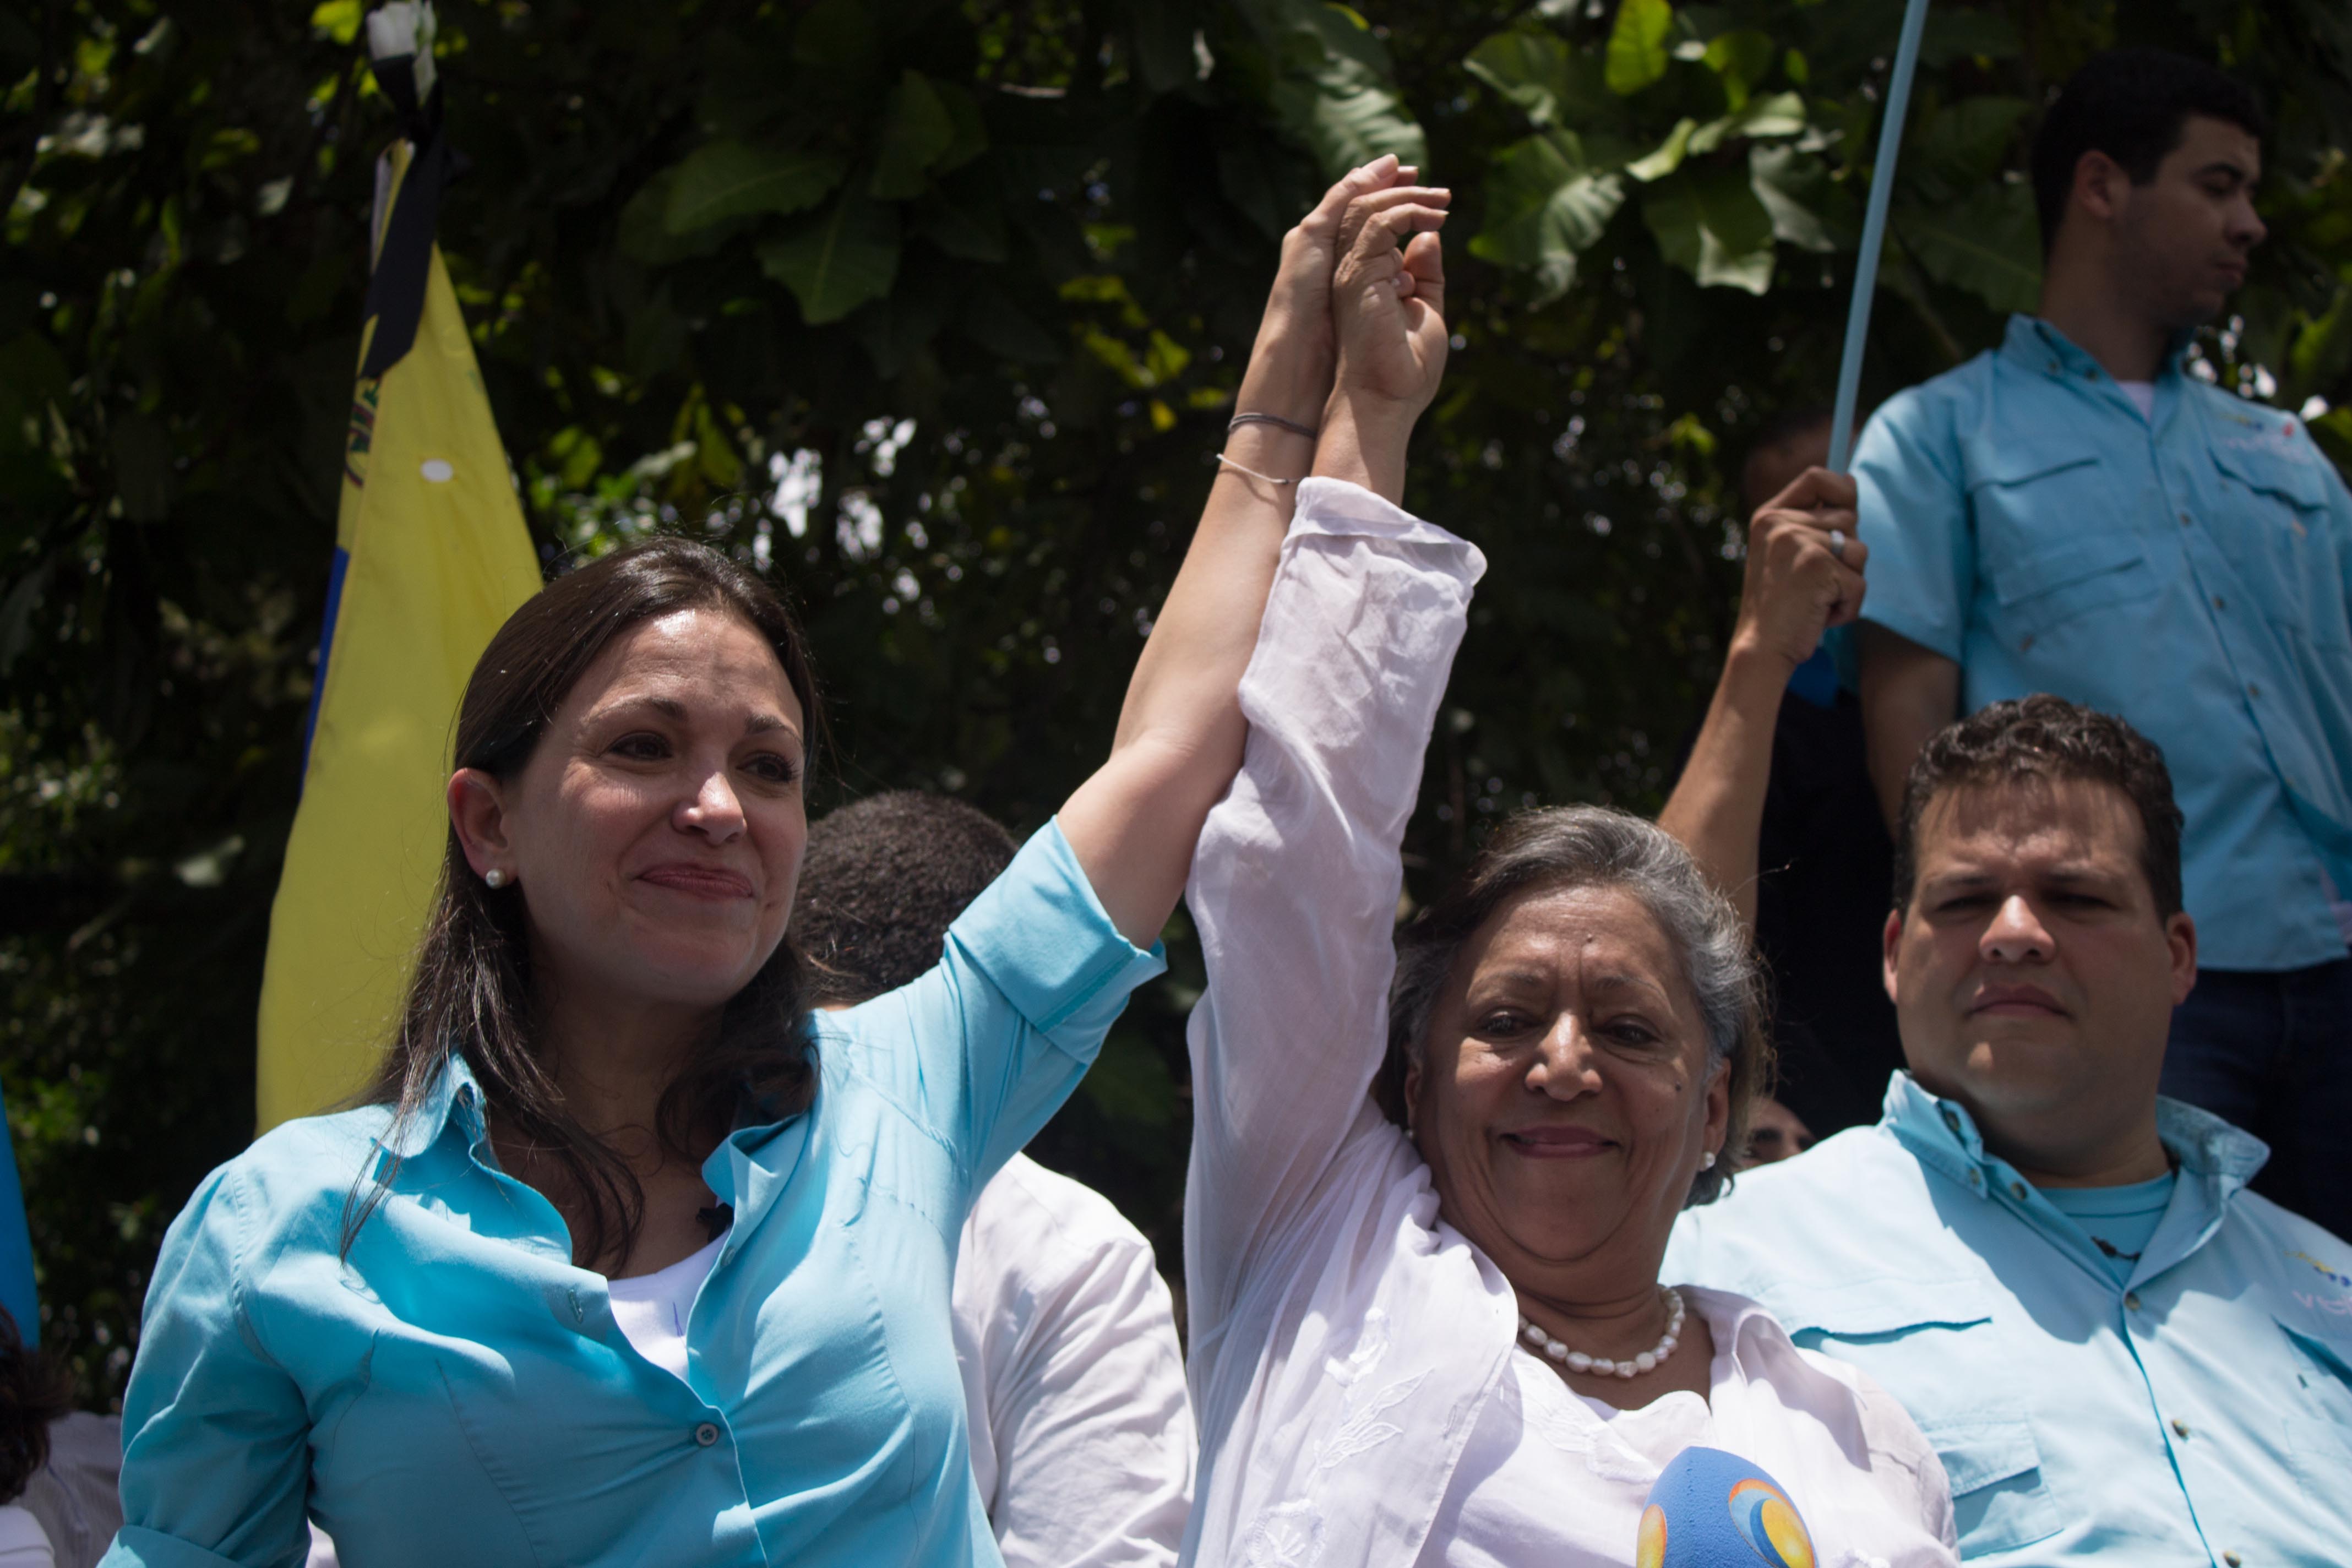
[1668, 694, 2352, 1565]
[1853, 48, 2352, 1240]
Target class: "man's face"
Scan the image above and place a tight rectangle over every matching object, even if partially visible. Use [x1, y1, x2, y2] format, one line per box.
[1886, 777, 2196, 1171]
[2106, 113, 2265, 330]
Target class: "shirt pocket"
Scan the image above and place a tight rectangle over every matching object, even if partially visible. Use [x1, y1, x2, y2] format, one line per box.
[2210, 443, 2348, 650]
[1980, 530, 2159, 645]
[1773, 1276, 2066, 1557]
[2275, 1313, 2352, 1493]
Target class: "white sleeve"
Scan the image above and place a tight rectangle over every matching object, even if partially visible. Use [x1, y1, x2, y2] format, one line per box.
[957, 1158, 1194, 1568]
[0, 1505, 52, 1567]
[1180, 478, 1483, 1336]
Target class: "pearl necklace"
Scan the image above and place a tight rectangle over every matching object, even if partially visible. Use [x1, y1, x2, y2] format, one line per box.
[1518, 1286, 1686, 1379]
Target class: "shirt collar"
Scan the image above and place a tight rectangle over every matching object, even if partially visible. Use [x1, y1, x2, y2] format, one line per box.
[373, 1052, 491, 1162]
[2153, 1093, 2269, 1194]
[2003, 314, 2195, 388]
[1881, 1070, 2268, 1206]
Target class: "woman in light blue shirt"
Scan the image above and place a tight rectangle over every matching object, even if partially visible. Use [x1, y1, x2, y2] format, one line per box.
[102, 158, 1457, 1568]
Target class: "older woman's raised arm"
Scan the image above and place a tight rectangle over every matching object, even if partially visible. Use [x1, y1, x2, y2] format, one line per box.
[1182, 211, 1482, 1332]
[1054, 163, 1452, 949]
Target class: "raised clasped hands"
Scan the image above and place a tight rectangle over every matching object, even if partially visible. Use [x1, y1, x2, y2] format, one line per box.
[1238, 155, 1451, 445]
[1329, 156, 1451, 420]
[1734, 466, 1869, 674]
[1282, 153, 1450, 504]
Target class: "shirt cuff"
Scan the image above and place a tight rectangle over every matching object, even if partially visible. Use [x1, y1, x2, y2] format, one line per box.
[1291, 477, 1490, 575]
[1858, 603, 1963, 666]
[944, 818, 1167, 1049]
[101, 1529, 249, 1568]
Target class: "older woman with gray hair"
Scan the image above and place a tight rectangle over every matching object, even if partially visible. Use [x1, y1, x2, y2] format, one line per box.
[1179, 442, 1960, 1559]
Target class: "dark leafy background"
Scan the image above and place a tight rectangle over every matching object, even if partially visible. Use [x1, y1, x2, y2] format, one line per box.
[5, 0, 2349, 1403]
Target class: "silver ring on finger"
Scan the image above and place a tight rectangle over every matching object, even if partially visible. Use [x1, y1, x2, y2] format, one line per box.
[1829, 528, 1848, 562]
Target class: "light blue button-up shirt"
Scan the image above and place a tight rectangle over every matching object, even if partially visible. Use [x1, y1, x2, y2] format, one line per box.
[1665, 1072, 2352, 1565]
[102, 820, 1164, 1568]
[1855, 315, 2352, 970]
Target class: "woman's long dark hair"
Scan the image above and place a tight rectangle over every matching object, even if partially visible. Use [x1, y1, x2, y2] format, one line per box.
[344, 537, 825, 1268]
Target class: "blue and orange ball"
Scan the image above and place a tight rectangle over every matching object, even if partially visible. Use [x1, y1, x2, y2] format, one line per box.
[1634, 1446, 1816, 1568]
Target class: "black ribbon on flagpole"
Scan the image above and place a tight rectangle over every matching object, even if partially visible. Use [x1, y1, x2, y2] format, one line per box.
[357, 51, 470, 380]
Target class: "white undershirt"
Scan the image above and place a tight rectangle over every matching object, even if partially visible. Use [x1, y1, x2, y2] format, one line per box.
[2120, 379, 2157, 419]
[606, 1233, 724, 1383]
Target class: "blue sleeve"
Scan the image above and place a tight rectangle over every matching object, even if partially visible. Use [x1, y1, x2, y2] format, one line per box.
[2320, 445, 2352, 618]
[102, 1167, 312, 1568]
[830, 818, 1164, 1199]
[1854, 389, 1974, 663]
[0, 1080, 37, 1346]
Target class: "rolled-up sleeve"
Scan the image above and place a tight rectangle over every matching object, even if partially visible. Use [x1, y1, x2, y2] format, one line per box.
[1853, 391, 1973, 663]
[103, 1169, 311, 1568]
[846, 820, 1166, 1198]
[1182, 478, 1483, 1333]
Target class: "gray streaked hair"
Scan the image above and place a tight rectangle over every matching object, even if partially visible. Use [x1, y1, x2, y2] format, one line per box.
[1384, 805, 1772, 1206]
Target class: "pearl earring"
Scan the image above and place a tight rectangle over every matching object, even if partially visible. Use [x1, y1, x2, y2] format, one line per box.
[484, 868, 508, 889]
[1700, 1150, 1717, 1170]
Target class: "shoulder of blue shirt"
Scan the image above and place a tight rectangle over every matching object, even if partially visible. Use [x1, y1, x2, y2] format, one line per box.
[1861, 317, 2339, 484]
[1671, 1108, 2352, 1309]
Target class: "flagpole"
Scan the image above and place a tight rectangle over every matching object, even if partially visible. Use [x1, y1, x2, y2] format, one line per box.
[1827, 0, 1935, 473]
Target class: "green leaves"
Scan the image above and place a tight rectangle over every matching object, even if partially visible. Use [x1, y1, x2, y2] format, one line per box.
[872, 71, 974, 200]
[1897, 183, 2043, 314]
[1643, 164, 1777, 294]
[1919, 8, 2024, 67]
[759, 189, 902, 325]
[1604, 0, 1674, 96]
[1464, 28, 1587, 129]
[1702, 29, 1774, 110]
[1625, 118, 1696, 182]
[1689, 91, 1806, 154]
[1471, 12, 1820, 300]
[1255, 0, 1427, 175]
[1905, 96, 2031, 199]
[662, 141, 847, 233]
[1470, 131, 1627, 304]
[1749, 143, 1843, 253]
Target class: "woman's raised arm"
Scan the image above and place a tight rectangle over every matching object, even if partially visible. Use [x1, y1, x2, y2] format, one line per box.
[1055, 159, 1451, 947]
[1180, 205, 1474, 1330]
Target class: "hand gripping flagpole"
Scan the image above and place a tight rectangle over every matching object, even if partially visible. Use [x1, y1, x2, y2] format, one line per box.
[1827, 0, 1935, 473]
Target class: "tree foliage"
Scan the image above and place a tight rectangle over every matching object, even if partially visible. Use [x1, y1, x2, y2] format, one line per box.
[3, 0, 2348, 1402]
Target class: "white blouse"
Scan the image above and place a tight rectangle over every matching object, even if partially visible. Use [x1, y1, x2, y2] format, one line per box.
[1178, 479, 1958, 1568]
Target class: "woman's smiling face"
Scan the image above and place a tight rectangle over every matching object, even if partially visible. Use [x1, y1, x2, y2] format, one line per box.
[460, 606, 809, 1018]
[1407, 880, 1728, 1283]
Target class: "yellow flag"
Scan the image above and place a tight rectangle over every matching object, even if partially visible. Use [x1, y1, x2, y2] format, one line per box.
[255, 134, 541, 1129]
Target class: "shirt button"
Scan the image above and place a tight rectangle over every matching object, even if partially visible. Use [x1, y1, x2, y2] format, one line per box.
[2225, 1553, 2244, 1566]
[2248, 683, 2262, 699]
[1941, 1109, 1961, 1131]
[2180, 511, 2193, 526]
[2213, 595, 2225, 610]
[694, 1422, 721, 1447]
[2009, 1181, 2029, 1200]
[2124, 1291, 2142, 1311]
[2171, 1418, 2191, 1439]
